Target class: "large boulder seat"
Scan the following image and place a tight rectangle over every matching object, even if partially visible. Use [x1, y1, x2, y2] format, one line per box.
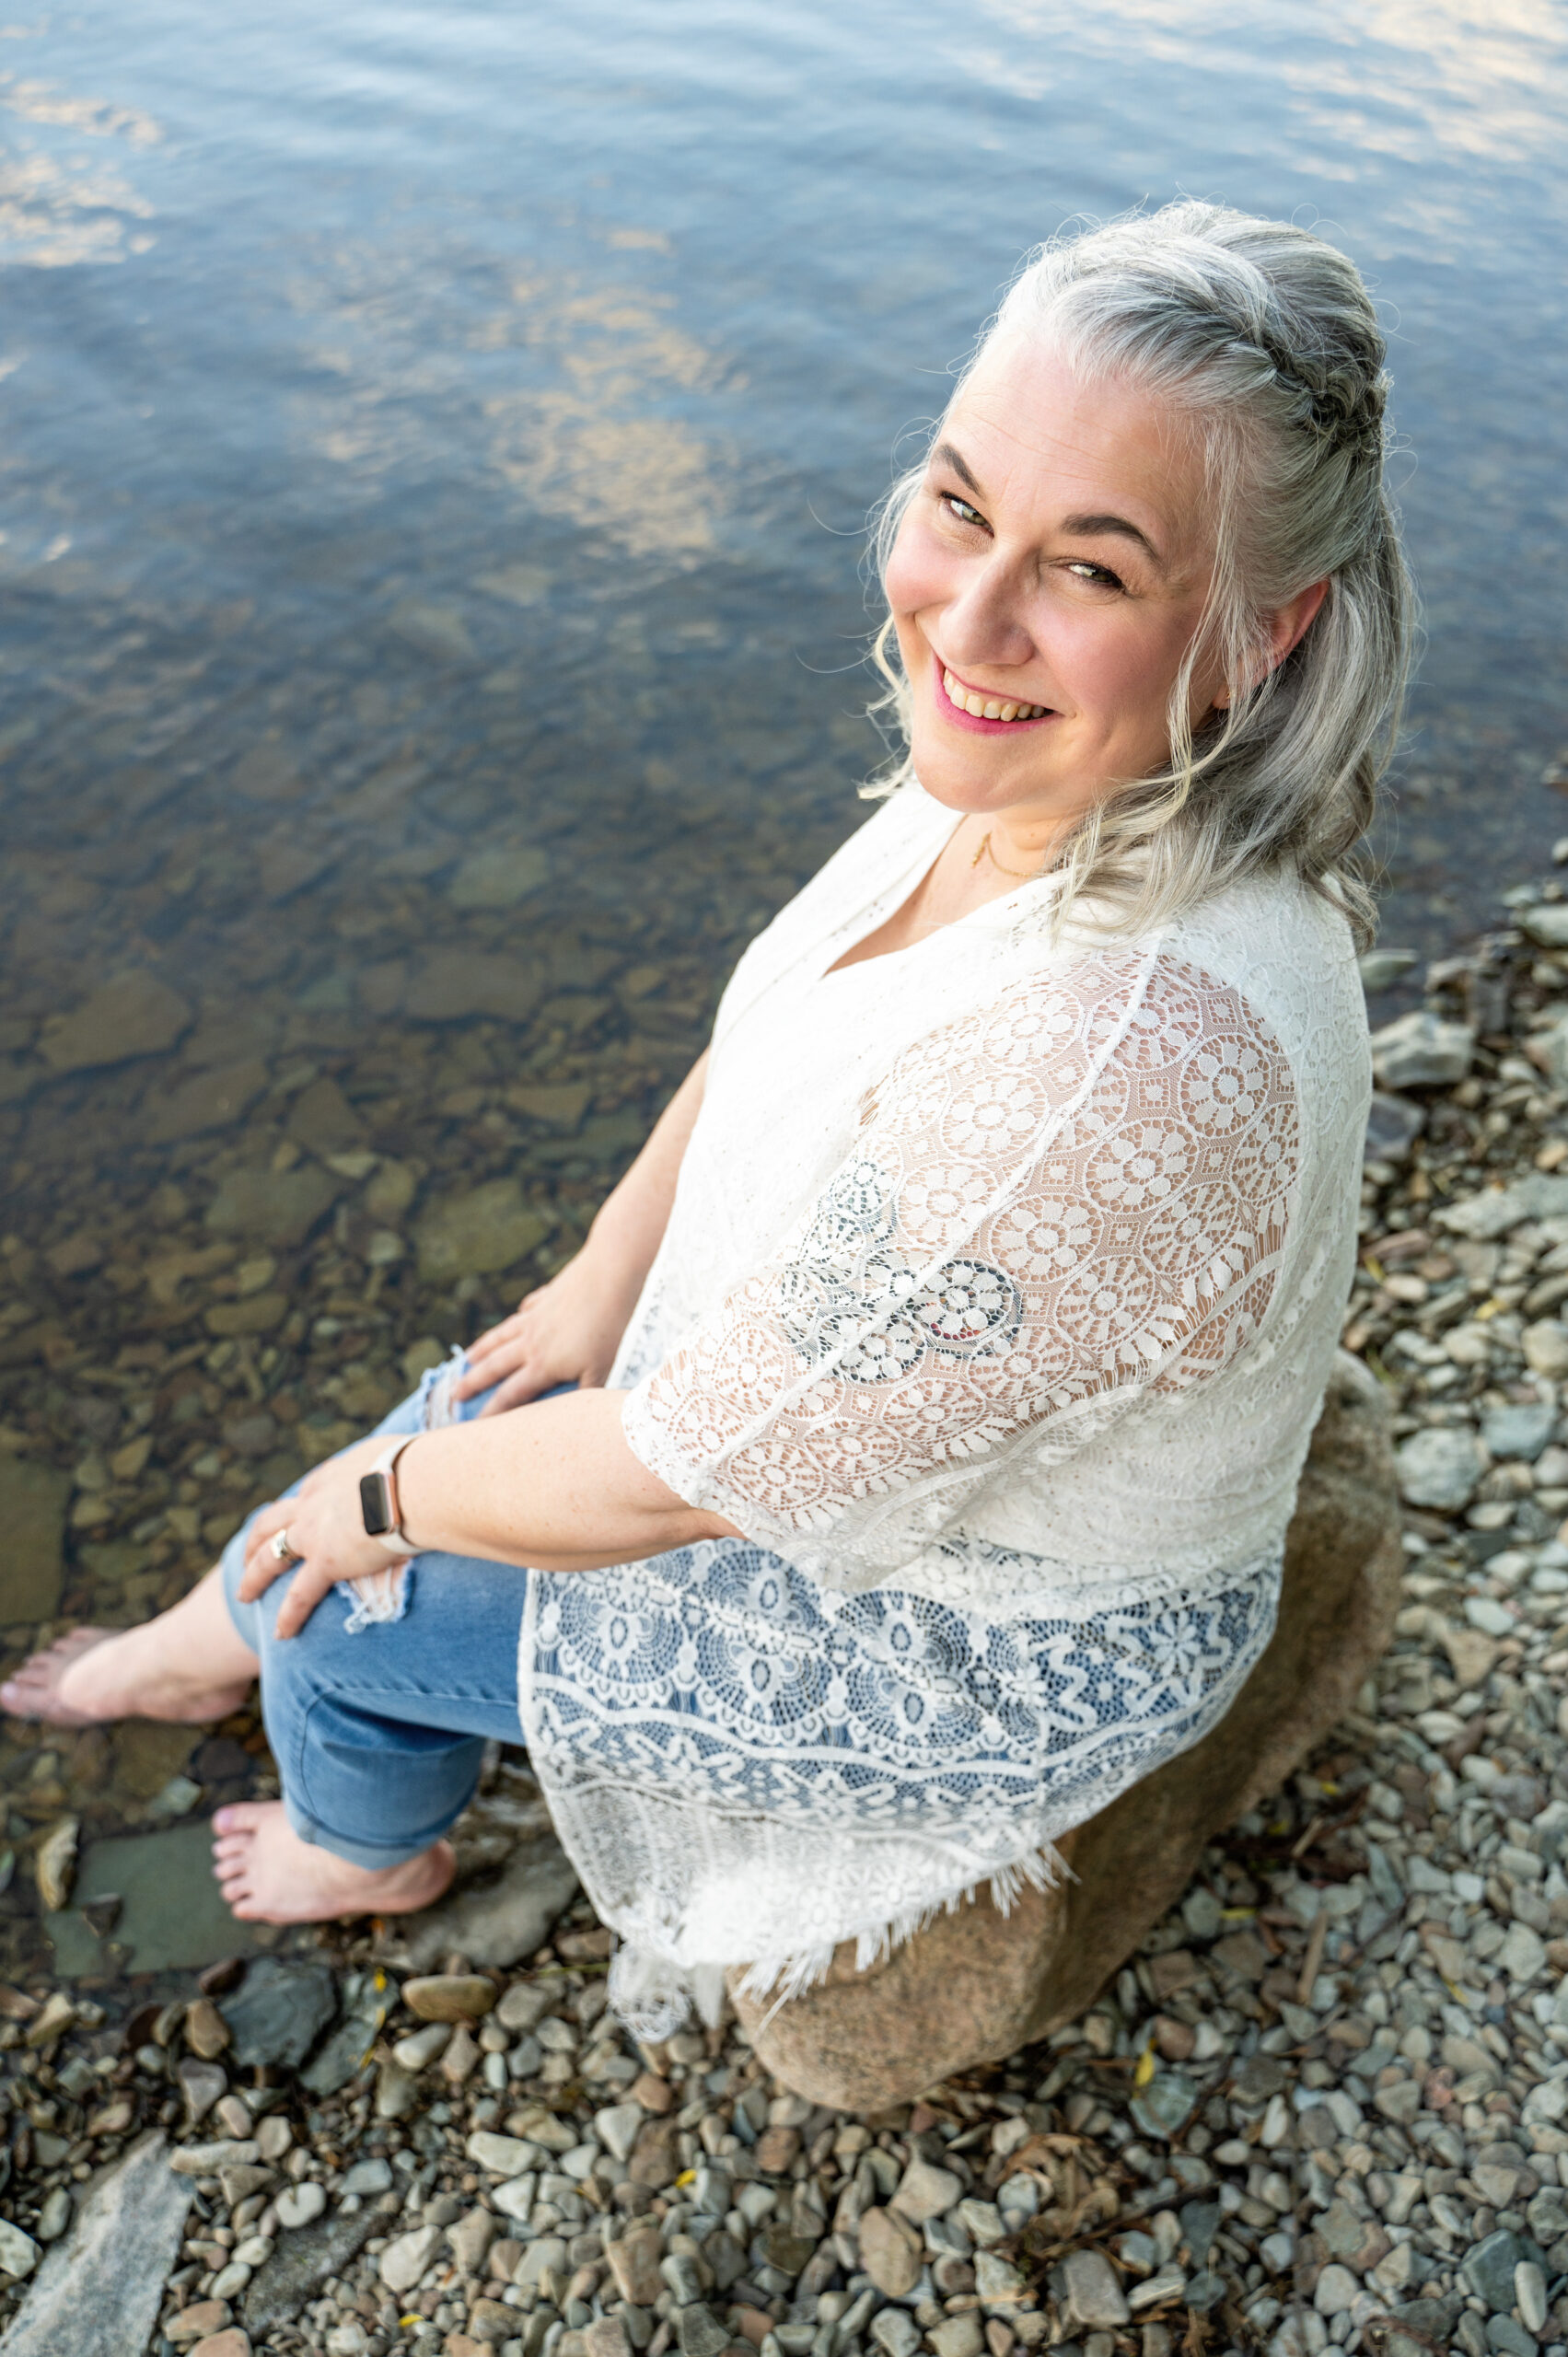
[727, 1351, 1402, 2110]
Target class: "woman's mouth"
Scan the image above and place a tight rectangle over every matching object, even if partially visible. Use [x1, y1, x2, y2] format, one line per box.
[935, 657, 1055, 733]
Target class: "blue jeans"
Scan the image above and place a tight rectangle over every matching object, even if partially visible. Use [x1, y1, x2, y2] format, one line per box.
[220, 1357, 540, 1869]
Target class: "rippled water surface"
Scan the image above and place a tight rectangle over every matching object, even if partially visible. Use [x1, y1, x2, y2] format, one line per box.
[1, 0, 1567, 1969]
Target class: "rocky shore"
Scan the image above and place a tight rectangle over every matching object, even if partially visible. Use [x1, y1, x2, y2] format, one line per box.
[10, 865, 1568, 2357]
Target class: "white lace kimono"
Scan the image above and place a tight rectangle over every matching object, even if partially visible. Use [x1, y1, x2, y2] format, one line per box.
[516, 783, 1369, 2031]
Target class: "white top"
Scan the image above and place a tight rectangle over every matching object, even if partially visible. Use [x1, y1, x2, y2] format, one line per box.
[515, 782, 1370, 2029]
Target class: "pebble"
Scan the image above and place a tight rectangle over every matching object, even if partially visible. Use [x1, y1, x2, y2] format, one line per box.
[273, 2179, 326, 2230]
[0, 2221, 40, 2279]
[859, 2207, 922, 2297]
[889, 2157, 963, 2221]
[1061, 2250, 1128, 2330]
[377, 2220, 443, 2295]
[401, 1971, 497, 2022]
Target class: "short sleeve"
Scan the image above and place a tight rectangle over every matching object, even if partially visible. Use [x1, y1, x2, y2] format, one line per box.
[621, 947, 1300, 1582]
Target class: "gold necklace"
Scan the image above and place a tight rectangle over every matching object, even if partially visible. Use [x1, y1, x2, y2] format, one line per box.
[971, 830, 1049, 880]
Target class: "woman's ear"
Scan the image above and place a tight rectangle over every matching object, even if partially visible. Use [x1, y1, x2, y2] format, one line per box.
[1214, 578, 1330, 710]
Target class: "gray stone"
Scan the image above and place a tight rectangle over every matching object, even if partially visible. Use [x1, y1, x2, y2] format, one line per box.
[222, 1958, 338, 2070]
[377, 1829, 579, 1971]
[0, 2132, 191, 2354]
[928, 2319, 984, 2357]
[595, 2103, 644, 2164]
[40, 970, 192, 1072]
[675, 2305, 728, 2357]
[889, 2159, 962, 2222]
[1061, 2249, 1128, 2329]
[1499, 1923, 1548, 1981]
[973, 2251, 1027, 2302]
[274, 2181, 326, 2230]
[516, 2236, 571, 2292]
[392, 2022, 453, 2070]
[1487, 2322, 1538, 2357]
[1438, 1174, 1568, 1241]
[1482, 1402, 1558, 1461]
[0, 1456, 70, 1622]
[1516, 2260, 1549, 2337]
[467, 2131, 543, 2177]
[243, 2203, 378, 2332]
[414, 1179, 553, 1283]
[1395, 1425, 1484, 1510]
[300, 1968, 394, 2096]
[46, 1821, 263, 1977]
[378, 2221, 443, 2296]
[1519, 904, 1568, 947]
[206, 1164, 344, 1248]
[1464, 2231, 1533, 2312]
[1369, 1009, 1475, 1089]
[869, 2312, 922, 2357]
[0, 2222, 39, 2282]
[339, 2157, 393, 2198]
[1129, 2071, 1197, 2140]
[180, 2064, 226, 2140]
[1365, 1093, 1426, 1165]
[1358, 948, 1419, 993]
[1524, 1322, 1568, 1379]
[449, 2209, 498, 2275]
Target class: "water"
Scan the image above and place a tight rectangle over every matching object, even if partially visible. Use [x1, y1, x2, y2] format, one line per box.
[1, 0, 1567, 1976]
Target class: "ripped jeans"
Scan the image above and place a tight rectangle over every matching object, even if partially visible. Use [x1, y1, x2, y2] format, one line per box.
[219, 1353, 544, 1869]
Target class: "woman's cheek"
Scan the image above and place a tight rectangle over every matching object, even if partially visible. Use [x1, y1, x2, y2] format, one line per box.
[884, 517, 951, 627]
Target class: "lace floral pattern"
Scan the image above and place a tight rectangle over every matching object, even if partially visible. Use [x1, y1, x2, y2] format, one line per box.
[623, 949, 1300, 1585]
[526, 1537, 1280, 2006]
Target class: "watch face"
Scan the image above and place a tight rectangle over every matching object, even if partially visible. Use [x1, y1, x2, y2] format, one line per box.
[360, 1470, 394, 1538]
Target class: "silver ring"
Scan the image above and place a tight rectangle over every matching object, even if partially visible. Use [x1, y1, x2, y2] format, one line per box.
[270, 1527, 297, 1564]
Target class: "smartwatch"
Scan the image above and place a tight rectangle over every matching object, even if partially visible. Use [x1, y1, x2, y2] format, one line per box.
[359, 1434, 421, 1556]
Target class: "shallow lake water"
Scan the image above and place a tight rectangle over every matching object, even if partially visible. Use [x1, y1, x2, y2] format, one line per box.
[1, 0, 1567, 1975]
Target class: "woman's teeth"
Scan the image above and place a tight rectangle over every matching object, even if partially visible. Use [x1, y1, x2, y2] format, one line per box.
[942, 668, 1048, 721]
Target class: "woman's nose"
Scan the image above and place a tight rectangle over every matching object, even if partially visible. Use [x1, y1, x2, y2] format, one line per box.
[937, 562, 1036, 671]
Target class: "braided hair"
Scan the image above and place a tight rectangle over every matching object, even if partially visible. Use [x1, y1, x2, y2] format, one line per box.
[869, 202, 1413, 948]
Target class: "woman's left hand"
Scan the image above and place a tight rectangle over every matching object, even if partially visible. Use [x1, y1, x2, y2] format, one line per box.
[240, 1436, 406, 1639]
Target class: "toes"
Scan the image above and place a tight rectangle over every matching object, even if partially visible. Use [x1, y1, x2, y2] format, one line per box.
[215, 1801, 269, 1833]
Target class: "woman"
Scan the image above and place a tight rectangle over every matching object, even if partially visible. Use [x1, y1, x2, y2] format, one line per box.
[3, 202, 1410, 2034]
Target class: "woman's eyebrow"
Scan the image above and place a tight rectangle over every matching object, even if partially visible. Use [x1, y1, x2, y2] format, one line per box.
[931, 439, 984, 497]
[1062, 510, 1166, 569]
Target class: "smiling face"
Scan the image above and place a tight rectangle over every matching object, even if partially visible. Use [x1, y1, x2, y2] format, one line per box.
[884, 337, 1227, 836]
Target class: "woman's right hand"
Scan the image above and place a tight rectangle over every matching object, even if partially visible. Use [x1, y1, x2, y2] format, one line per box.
[452, 1241, 645, 1416]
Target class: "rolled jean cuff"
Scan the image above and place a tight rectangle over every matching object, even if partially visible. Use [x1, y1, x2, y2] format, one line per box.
[276, 1787, 436, 1873]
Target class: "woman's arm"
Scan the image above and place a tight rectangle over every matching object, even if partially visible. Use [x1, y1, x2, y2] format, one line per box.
[454, 1050, 709, 1414]
[240, 1389, 738, 1638]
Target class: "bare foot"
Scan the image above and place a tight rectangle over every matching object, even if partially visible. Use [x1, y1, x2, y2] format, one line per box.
[0, 1566, 257, 1729]
[0, 1630, 120, 1729]
[211, 1802, 454, 1923]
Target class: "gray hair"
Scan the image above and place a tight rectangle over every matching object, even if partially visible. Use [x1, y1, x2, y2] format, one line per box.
[867, 202, 1414, 947]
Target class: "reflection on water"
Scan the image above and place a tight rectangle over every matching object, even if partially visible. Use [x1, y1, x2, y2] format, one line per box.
[0, 0, 1566, 1976]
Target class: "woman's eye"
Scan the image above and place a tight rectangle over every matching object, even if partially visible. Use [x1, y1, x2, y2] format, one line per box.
[1065, 560, 1124, 591]
[941, 493, 987, 529]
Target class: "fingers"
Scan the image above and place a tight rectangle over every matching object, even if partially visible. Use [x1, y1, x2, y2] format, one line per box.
[452, 1338, 525, 1399]
[272, 1556, 338, 1641]
[479, 1366, 551, 1416]
[238, 1504, 293, 1603]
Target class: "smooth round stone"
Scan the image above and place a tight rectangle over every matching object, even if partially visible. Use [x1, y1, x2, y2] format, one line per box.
[274, 2179, 327, 2231]
[401, 1974, 498, 2023]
